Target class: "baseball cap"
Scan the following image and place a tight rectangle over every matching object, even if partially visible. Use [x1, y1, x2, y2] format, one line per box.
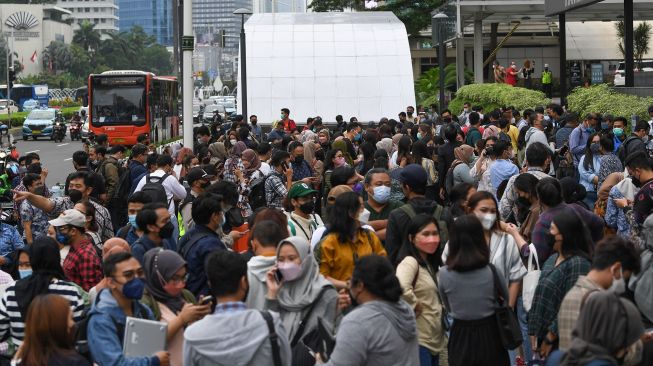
[186, 168, 208, 186]
[49, 209, 86, 228]
[398, 164, 428, 189]
[544, 63, 549, 68]
[288, 183, 318, 199]
[327, 185, 353, 203]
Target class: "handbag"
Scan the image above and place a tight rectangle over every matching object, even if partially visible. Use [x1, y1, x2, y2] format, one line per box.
[291, 287, 331, 366]
[522, 243, 541, 312]
[259, 311, 283, 366]
[412, 264, 450, 332]
[489, 264, 523, 350]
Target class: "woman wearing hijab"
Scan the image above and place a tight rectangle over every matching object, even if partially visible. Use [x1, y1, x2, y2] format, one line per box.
[546, 292, 645, 366]
[449, 145, 476, 188]
[332, 140, 353, 166]
[223, 141, 253, 218]
[0, 237, 85, 352]
[264, 236, 338, 343]
[304, 141, 324, 178]
[142, 249, 211, 366]
[376, 137, 393, 157]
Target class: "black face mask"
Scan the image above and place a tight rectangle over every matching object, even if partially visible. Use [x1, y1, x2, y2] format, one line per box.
[68, 189, 83, 203]
[515, 197, 532, 223]
[158, 221, 174, 239]
[294, 155, 304, 164]
[315, 150, 325, 161]
[631, 176, 642, 188]
[299, 201, 315, 215]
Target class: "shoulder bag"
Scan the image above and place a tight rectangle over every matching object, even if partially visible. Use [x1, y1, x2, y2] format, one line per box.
[489, 264, 523, 350]
[522, 243, 541, 312]
[291, 286, 331, 366]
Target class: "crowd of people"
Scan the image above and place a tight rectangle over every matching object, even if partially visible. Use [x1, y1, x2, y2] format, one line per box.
[0, 103, 650, 366]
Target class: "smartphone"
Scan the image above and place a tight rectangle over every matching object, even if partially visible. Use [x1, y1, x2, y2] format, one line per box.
[282, 162, 289, 171]
[559, 145, 569, 156]
[274, 269, 283, 283]
[199, 296, 214, 305]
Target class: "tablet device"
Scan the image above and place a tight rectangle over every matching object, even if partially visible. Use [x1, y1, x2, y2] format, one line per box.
[123, 317, 168, 357]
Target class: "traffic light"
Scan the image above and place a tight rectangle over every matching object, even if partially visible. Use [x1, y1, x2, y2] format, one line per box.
[8, 67, 15, 89]
[219, 30, 226, 48]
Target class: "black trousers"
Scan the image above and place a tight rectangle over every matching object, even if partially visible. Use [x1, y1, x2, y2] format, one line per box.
[448, 315, 510, 366]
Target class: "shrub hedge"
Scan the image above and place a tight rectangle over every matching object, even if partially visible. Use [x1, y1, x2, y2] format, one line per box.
[448, 83, 551, 114]
[567, 84, 653, 121]
[0, 106, 81, 127]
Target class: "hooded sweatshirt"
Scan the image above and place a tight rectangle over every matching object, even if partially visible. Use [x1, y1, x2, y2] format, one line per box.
[183, 305, 292, 366]
[525, 127, 550, 151]
[246, 255, 277, 310]
[319, 300, 419, 366]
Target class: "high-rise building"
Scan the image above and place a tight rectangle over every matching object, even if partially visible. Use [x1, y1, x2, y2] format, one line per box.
[193, 0, 250, 51]
[117, 0, 173, 45]
[253, 0, 306, 13]
[57, 0, 118, 35]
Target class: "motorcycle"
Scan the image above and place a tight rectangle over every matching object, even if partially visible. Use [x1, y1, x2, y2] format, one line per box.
[52, 121, 65, 143]
[69, 122, 81, 141]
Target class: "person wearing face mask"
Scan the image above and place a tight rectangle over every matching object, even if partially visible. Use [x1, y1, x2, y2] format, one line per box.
[324, 255, 419, 365]
[246, 220, 288, 310]
[141, 249, 211, 366]
[488, 140, 519, 198]
[178, 193, 227, 297]
[49, 209, 103, 291]
[0, 237, 85, 353]
[318, 128, 331, 150]
[280, 107, 296, 133]
[611, 117, 628, 153]
[363, 169, 402, 243]
[265, 150, 294, 211]
[315, 192, 386, 290]
[264, 236, 338, 346]
[286, 183, 324, 242]
[179, 168, 211, 232]
[596, 134, 623, 190]
[249, 114, 262, 142]
[115, 192, 152, 246]
[578, 133, 603, 209]
[549, 294, 647, 366]
[288, 141, 316, 185]
[528, 209, 593, 359]
[617, 120, 650, 165]
[556, 236, 641, 352]
[88, 252, 170, 366]
[395, 215, 447, 366]
[620, 151, 653, 226]
[343, 122, 363, 163]
[132, 203, 177, 265]
[19, 173, 47, 246]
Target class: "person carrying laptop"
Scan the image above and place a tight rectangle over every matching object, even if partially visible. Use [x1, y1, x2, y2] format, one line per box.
[88, 252, 170, 366]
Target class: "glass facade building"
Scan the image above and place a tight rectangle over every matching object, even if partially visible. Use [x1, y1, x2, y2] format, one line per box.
[193, 0, 250, 50]
[118, 0, 172, 45]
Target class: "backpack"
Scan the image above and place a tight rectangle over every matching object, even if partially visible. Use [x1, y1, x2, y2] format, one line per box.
[399, 203, 449, 245]
[444, 161, 463, 197]
[617, 136, 639, 164]
[117, 224, 131, 240]
[248, 171, 270, 211]
[498, 131, 512, 144]
[112, 162, 131, 203]
[140, 173, 170, 205]
[178, 229, 212, 259]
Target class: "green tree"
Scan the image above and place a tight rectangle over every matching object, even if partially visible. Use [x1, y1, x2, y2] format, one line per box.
[415, 64, 472, 106]
[0, 38, 21, 83]
[69, 44, 93, 77]
[616, 21, 652, 69]
[308, 0, 362, 12]
[73, 21, 102, 53]
[42, 41, 72, 73]
[378, 0, 444, 36]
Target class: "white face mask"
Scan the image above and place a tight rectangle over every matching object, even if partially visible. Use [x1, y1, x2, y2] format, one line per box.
[358, 208, 371, 225]
[609, 267, 626, 295]
[476, 213, 496, 231]
[230, 139, 238, 145]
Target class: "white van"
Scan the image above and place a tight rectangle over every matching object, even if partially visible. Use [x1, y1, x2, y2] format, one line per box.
[614, 60, 653, 86]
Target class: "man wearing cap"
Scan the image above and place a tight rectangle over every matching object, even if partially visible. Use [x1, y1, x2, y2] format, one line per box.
[50, 209, 103, 291]
[180, 168, 210, 232]
[542, 64, 552, 98]
[385, 164, 451, 263]
[286, 183, 324, 242]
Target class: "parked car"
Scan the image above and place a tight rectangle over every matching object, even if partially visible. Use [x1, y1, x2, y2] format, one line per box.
[22, 108, 58, 140]
[0, 100, 18, 114]
[614, 60, 653, 86]
[21, 99, 40, 112]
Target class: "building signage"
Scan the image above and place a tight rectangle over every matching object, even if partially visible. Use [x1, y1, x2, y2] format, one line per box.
[4, 11, 40, 40]
[545, 0, 604, 16]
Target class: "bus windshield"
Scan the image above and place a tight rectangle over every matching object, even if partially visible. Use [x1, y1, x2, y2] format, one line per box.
[92, 84, 146, 125]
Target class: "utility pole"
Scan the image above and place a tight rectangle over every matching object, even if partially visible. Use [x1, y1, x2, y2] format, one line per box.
[181, 0, 194, 148]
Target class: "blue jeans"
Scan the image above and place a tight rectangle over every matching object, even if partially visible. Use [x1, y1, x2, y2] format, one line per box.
[583, 190, 598, 211]
[419, 346, 439, 366]
[518, 296, 532, 361]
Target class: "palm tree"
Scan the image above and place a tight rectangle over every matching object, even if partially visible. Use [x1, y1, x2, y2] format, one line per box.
[415, 64, 472, 106]
[42, 41, 72, 73]
[616, 21, 652, 69]
[73, 21, 101, 53]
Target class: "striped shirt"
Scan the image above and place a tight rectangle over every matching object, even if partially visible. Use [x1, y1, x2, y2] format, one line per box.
[0, 279, 85, 348]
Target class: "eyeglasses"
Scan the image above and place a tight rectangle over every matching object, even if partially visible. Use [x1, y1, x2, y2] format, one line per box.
[168, 273, 189, 284]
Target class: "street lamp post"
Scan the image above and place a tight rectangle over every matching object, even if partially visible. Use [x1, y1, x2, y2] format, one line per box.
[233, 8, 252, 119]
[432, 13, 448, 115]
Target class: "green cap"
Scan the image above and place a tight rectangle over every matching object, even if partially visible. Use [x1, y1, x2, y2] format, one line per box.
[288, 182, 317, 199]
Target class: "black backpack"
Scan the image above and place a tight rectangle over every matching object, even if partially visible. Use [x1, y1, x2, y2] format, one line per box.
[617, 136, 640, 164]
[112, 162, 131, 203]
[248, 171, 269, 211]
[140, 173, 170, 205]
[498, 131, 512, 144]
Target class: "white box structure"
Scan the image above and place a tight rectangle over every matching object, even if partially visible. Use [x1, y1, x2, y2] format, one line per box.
[238, 12, 416, 125]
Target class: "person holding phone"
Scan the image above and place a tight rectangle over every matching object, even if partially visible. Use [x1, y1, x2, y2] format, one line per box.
[142, 249, 211, 366]
[265, 150, 294, 211]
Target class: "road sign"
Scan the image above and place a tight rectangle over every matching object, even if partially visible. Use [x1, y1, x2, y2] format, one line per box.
[208, 69, 217, 79]
[181, 36, 194, 51]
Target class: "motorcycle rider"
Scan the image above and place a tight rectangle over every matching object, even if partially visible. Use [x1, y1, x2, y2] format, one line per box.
[69, 112, 82, 140]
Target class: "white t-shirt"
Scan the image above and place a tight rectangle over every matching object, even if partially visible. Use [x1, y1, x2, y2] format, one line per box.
[310, 224, 376, 250]
[259, 162, 272, 176]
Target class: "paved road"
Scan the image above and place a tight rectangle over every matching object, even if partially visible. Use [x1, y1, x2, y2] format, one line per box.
[14, 134, 83, 187]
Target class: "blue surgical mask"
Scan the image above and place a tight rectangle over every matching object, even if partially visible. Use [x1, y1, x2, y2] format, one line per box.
[128, 214, 138, 229]
[121, 278, 145, 300]
[56, 229, 69, 245]
[613, 127, 624, 137]
[19, 269, 32, 279]
[354, 132, 362, 141]
[585, 127, 596, 134]
[601, 122, 609, 130]
[371, 186, 391, 204]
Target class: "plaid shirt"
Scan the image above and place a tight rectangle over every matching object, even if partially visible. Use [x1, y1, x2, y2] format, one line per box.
[214, 301, 247, 314]
[0, 224, 24, 266]
[527, 253, 591, 340]
[265, 172, 287, 211]
[557, 276, 602, 351]
[63, 238, 103, 292]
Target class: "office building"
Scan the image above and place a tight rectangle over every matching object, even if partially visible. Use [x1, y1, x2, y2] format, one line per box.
[193, 0, 250, 50]
[57, 0, 118, 35]
[253, 0, 306, 13]
[117, 0, 172, 45]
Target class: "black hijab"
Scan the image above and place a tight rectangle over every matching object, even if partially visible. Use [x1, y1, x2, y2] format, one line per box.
[14, 237, 66, 319]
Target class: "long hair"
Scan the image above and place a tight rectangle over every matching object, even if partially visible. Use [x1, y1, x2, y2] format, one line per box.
[396, 135, 412, 166]
[552, 209, 593, 260]
[327, 192, 361, 243]
[411, 140, 429, 166]
[445, 214, 489, 272]
[15, 294, 77, 366]
[77, 199, 98, 232]
[466, 191, 501, 231]
[582, 132, 600, 171]
[395, 214, 442, 269]
[324, 148, 343, 171]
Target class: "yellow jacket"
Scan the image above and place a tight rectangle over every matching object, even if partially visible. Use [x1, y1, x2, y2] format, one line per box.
[316, 229, 386, 282]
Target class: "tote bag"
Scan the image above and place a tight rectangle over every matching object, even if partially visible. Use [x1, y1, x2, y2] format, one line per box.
[522, 243, 541, 312]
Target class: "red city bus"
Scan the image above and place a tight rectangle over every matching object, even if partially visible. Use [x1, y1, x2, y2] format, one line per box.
[88, 70, 179, 146]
